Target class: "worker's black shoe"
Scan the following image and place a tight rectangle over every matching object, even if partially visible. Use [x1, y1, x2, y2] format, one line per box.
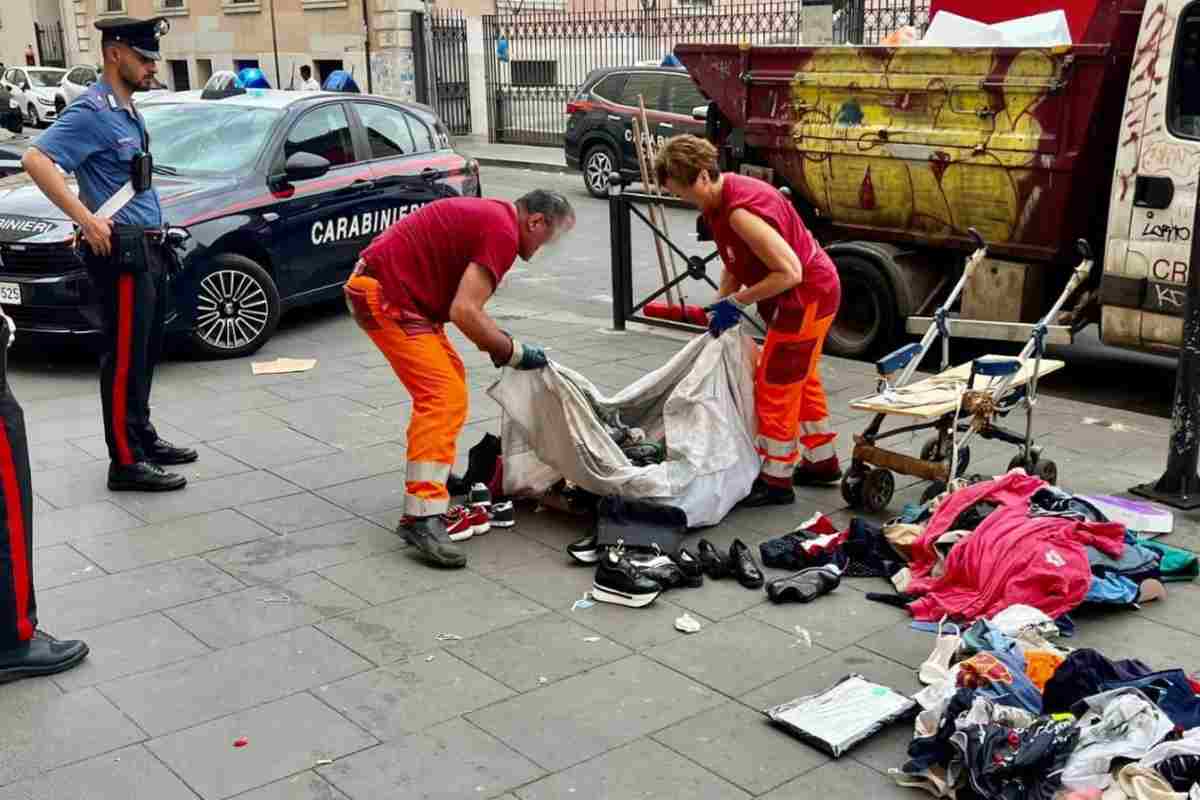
[737, 479, 795, 508]
[729, 538, 765, 589]
[697, 538, 729, 579]
[145, 439, 199, 466]
[793, 456, 843, 486]
[108, 461, 187, 492]
[447, 472, 469, 497]
[0, 630, 89, 684]
[400, 514, 467, 568]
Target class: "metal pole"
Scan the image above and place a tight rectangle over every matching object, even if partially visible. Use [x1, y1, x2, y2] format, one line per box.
[269, 0, 282, 91]
[1131, 181, 1200, 508]
[361, 0, 373, 93]
[609, 172, 627, 331]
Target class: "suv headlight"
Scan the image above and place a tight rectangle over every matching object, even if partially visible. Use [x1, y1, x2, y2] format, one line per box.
[37, 96, 55, 106]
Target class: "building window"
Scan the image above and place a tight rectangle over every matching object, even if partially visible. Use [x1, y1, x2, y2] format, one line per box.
[222, 0, 261, 14]
[313, 59, 343, 85]
[98, 0, 126, 15]
[302, 0, 349, 9]
[511, 60, 556, 87]
[156, 0, 189, 15]
[168, 59, 190, 90]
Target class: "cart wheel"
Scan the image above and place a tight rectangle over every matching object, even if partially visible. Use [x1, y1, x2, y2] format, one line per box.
[920, 437, 945, 462]
[862, 468, 895, 513]
[1035, 459, 1058, 485]
[841, 465, 867, 508]
[921, 481, 946, 505]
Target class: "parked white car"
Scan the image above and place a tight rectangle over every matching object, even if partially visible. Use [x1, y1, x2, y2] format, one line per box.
[1, 67, 68, 128]
[56, 65, 99, 115]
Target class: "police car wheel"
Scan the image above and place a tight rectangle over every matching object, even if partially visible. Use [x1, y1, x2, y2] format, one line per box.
[189, 254, 280, 359]
[583, 144, 616, 198]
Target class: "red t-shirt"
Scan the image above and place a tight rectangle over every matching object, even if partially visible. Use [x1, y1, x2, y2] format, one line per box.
[360, 197, 520, 323]
[704, 173, 840, 324]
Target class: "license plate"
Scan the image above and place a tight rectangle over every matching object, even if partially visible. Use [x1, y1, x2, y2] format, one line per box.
[0, 282, 22, 305]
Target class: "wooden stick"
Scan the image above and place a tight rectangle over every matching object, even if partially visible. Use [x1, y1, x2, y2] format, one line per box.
[851, 443, 950, 483]
[638, 95, 686, 306]
[631, 114, 680, 307]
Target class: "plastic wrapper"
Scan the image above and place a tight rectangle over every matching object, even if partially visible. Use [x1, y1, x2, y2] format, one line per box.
[764, 674, 918, 758]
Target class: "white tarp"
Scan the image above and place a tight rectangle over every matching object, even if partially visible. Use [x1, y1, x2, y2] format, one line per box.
[921, 10, 1071, 47]
[489, 329, 761, 528]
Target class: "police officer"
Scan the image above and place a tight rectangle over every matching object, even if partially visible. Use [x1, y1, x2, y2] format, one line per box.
[22, 16, 196, 492]
[0, 311, 89, 682]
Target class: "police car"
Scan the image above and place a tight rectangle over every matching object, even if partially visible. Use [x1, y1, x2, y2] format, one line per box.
[0, 87, 480, 357]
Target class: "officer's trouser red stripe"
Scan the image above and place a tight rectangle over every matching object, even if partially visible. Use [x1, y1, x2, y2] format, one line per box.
[112, 275, 134, 465]
[0, 424, 31, 641]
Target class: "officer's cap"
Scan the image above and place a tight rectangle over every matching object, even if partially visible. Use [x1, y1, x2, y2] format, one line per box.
[95, 16, 169, 61]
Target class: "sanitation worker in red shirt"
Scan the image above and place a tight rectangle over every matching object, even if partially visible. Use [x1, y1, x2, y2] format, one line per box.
[656, 134, 842, 507]
[344, 191, 575, 567]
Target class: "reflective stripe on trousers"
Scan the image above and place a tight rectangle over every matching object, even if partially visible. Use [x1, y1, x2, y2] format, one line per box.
[345, 275, 467, 517]
[755, 304, 837, 487]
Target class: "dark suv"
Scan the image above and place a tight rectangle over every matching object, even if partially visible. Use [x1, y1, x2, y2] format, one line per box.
[564, 66, 708, 197]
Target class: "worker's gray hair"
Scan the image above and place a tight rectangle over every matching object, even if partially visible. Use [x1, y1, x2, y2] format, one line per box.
[517, 189, 574, 227]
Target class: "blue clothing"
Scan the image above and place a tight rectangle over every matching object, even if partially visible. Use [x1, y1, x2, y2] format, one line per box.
[1085, 573, 1139, 605]
[32, 80, 162, 227]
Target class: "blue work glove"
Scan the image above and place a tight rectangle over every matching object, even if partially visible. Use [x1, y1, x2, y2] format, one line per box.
[705, 296, 747, 337]
[495, 336, 548, 370]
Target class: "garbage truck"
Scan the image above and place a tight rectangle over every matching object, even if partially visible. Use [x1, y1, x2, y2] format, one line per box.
[674, 0, 1197, 359]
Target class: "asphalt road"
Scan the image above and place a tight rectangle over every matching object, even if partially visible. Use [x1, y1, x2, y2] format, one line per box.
[482, 164, 1179, 419]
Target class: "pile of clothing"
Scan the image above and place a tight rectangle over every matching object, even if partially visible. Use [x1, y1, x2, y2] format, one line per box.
[895, 624, 1200, 799]
[829, 471, 1198, 624]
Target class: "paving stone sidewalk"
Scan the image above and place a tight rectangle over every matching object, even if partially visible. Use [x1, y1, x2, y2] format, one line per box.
[2, 301, 1196, 800]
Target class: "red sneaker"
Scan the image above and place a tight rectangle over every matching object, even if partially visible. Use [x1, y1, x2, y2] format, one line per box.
[442, 505, 490, 542]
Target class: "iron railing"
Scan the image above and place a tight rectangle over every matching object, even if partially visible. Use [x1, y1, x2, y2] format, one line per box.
[836, 0, 931, 45]
[34, 22, 66, 69]
[421, 8, 473, 136]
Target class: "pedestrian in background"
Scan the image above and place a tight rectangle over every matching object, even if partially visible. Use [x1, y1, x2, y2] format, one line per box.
[299, 64, 321, 91]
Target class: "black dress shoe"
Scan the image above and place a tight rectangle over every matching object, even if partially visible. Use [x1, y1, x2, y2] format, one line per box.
[400, 515, 467, 568]
[729, 538, 764, 589]
[766, 565, 842, 604]
[592, 549, 661, 608]
[108, 461, 187, 492]
[145, 439, 199, 466]
[674, 547, 704, 588]
[635, 560, 692, 591]
[0, 630, 89, 683]
[697, 538, 729, 579]
[737, 479, 795, 508]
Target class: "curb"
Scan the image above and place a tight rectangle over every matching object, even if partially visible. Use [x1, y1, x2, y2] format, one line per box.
[471, 155, 572, 175]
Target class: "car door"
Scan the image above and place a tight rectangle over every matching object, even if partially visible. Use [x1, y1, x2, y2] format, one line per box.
[267, 102, 376, 297]
[661, 72, 709, 138]
[349, 101, 448, 247]
[1102, 0, 1200, 353]
[613, 72, 669, 173]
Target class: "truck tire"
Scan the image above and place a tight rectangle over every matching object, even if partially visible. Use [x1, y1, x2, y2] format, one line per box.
[187, 253, 281, 359]
[582, 143, 617, 198]
[826, 254, 899, 359]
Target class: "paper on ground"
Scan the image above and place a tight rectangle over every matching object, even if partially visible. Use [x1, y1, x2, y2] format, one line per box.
[252, 357, 318, 375]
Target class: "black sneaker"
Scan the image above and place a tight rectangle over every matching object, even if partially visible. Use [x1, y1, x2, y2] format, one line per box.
[107, 461, 187, 492]
[0, 630, 89, 684]
[567, 533, 603, 564]
[592, 548, 662, 608]
[697, 538, 729, 579]
[399, 515, 467, 568]
[489, 500, 515, 529]
[737, 479, 795, 508]
[468, 482, 492, 509]
[674, 547, 704, 588]
[729, 538, 765, 589]
[144, 438, 199, 466]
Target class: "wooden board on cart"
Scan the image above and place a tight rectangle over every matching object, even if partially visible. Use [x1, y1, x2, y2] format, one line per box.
[850, 358, 1066, 420]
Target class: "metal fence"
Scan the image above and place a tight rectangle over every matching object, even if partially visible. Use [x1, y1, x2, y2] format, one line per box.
[483, 0, 806, 146]
[417, 8, 473, 136]
[836, 0, 932, 45]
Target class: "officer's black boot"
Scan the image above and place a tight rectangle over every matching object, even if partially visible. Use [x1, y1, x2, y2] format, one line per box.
[108, 461, 187, 492]
[399, 515, 467, 568]
[0, 630, 89, 684]
[145, 438, 198, 465]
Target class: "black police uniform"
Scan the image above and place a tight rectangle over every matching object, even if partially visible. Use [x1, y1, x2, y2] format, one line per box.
[30, 16, 196, 491]
[0, 319, 89, 680]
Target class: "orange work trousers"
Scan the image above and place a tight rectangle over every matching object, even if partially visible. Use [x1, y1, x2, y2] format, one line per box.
[755, 303, 837, 487]
[344, 274, 467, 517]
